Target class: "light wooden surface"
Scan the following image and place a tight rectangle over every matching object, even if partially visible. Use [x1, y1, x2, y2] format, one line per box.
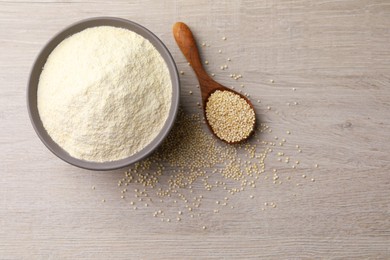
[1, 0, 390, 259]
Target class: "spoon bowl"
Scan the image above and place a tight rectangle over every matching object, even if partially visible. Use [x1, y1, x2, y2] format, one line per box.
[173, 22, 256, 143]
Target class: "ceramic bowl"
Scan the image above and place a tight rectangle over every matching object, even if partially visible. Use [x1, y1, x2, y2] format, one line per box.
[27, 17, 180, 170]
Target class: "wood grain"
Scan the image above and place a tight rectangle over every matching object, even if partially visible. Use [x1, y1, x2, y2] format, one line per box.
[1, 0, 390, 259]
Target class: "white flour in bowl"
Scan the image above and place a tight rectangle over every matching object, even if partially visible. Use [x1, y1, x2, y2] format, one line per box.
[37, 26, 172, 162]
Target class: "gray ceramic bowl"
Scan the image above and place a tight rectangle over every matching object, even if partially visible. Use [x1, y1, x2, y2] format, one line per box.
[27, 17, 180, 171]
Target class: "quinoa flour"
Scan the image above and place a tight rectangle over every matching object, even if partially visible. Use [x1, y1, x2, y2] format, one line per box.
[37, 26, 172, 162]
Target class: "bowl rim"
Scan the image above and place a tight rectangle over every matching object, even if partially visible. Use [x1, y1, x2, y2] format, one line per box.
[27, 17, 180, 171]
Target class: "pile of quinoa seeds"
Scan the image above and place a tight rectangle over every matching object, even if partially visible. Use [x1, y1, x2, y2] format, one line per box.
[94, 35, 319, 230]
[206, 90, 255, 143]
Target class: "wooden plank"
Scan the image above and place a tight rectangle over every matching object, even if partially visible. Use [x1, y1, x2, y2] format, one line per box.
[0, 0, 389, 258]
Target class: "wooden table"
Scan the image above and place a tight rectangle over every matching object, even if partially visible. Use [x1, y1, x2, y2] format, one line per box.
[1, 0, 389, 258]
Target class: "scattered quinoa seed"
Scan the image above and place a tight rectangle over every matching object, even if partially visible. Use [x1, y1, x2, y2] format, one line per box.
[110, 50, 319, 226]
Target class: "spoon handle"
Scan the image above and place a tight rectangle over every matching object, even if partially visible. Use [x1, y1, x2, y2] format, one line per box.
[173, 22, 212, 87]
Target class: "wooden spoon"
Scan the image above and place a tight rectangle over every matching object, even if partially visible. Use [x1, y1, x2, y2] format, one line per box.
[172, 22, 256, 143]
